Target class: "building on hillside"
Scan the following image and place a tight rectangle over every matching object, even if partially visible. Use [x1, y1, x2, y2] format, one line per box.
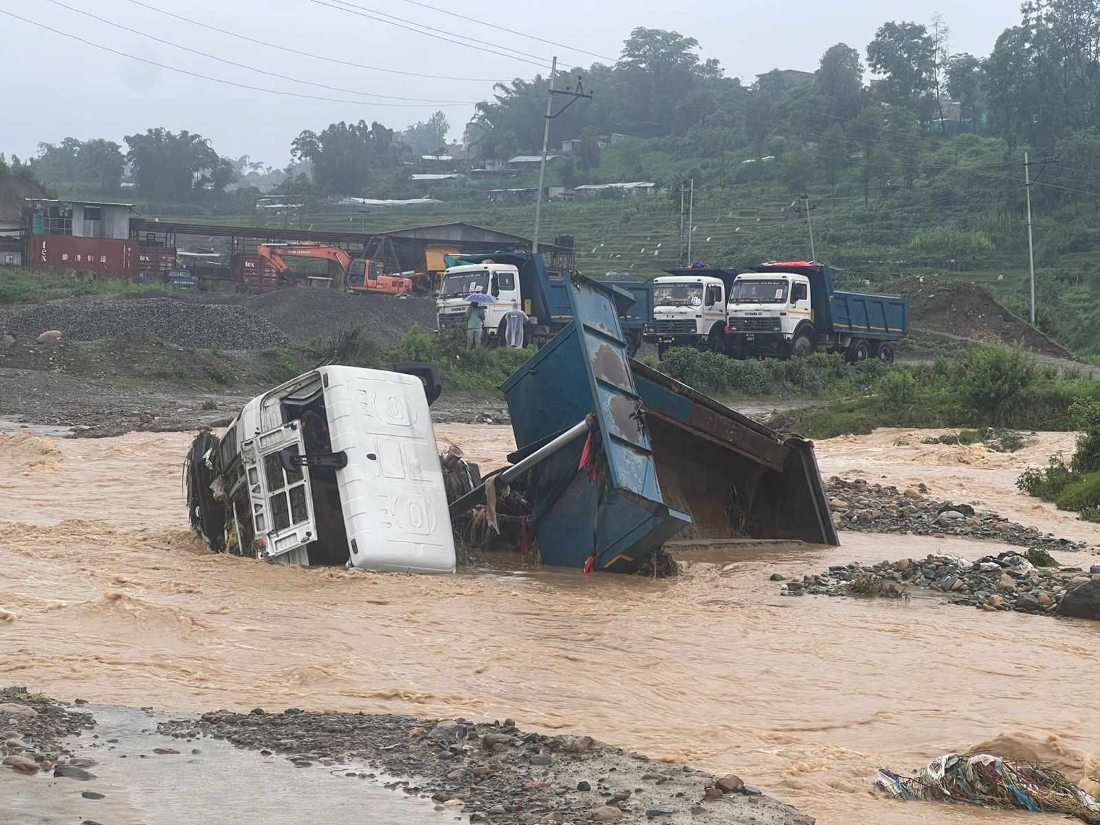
[561, 139, 583, 154]
[508, 154, 561, 171]
[419, 154, 455, 170]
[573, 181, 659, 198]
[755, 68, 814, 88]
[609, 133, 634, 144]
[410, 173, 465, 183]
[26, 198, 134, 239]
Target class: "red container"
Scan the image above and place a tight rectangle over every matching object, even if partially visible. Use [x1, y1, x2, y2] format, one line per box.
[138, 246, 178, 282]
[31, 236, 137, 279]
[235, 253, 279, 293]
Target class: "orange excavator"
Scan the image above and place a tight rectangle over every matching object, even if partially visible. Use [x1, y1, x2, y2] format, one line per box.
[256, 243, 412, 295]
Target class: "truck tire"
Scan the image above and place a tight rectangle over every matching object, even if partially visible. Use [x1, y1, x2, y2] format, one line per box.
[625, 330, 642, 357]
[707, 329, 725, 354]
[725, 337, 744, 359]
[847, 338, 870, 364]
[873, 341, 895, 364]
[657, 343, 670, 360]
[791, 330, 815, 358]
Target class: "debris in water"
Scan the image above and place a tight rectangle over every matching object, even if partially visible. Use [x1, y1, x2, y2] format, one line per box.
[876, 752, 1100, 823]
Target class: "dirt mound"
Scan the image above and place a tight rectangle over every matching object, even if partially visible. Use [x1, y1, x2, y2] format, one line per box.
[898, 278, 1072, 358]
[0, 297, 289, 349]
[246, 287, 437, 346]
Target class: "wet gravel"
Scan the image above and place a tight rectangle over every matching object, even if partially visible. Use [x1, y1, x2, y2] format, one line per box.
[0, 687, 95, 775]
[157, 709, 813, 825]
[0, 298, 290, 349]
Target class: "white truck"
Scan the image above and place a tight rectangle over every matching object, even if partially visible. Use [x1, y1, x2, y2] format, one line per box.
[643, 267, 738, 357]
[436, 261, 524, 345]
[184, 364, 456, 574]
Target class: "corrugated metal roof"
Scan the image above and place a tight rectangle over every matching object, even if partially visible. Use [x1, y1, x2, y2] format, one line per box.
[26, 198, 135, 208]
[508, 155, 561, 164]
[574, 182, 656, 190]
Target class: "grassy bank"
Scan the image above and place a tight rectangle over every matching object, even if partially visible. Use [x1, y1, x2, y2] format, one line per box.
[770, 347, 1100, 438]
[0, 269, 160, 304]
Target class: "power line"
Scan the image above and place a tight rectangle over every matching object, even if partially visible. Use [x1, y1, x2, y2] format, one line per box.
[42, 0, 476, 104]
[0, 9, 475, 108]
[312, 0, 564, 71]
[392, 0, 617, 63]
[119, 0, 506, 82]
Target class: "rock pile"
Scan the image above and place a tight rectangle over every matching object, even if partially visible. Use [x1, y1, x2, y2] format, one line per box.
[158, 709, 813, 824]
[1, 298, 289, 349]
[826, 477, 1085, 554]
[0, 687, 94, 777]
[782, 551, 1100, 618]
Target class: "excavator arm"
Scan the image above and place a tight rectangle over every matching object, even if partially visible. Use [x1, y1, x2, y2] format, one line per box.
[256, 244, 353, 276]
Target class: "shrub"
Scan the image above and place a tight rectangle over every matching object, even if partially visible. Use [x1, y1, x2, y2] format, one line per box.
[954, 347, 1039, 426]
[877, 371, 918, 408]
[1071, 398, 1100, 474]
[1016, 454, 1074, 500]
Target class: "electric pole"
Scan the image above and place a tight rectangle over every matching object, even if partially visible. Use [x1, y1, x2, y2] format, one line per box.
[801, 194, 816, 262]
[686, 178, 695, 263]
[532, 59, 592, 254]
[678, 182, 686, 265]
[1024, 152, 1036, 326]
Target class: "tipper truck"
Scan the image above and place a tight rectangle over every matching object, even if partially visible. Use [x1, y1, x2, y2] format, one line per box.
[725, 261, 908, 362]
[643, 265, 739, 357]
[436, 251, 653, 354]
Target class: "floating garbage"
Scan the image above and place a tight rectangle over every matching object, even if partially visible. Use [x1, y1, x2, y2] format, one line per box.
[876, 752, 1100, 823]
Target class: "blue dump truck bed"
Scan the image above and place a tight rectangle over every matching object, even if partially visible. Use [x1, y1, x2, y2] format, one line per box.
[496, 273, 838, 573]
[831, 290, 908, 340]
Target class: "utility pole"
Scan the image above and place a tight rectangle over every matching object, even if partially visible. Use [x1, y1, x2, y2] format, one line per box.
[1024, 152, 1036, 326]
[686, 178, 695, 263]
[678, 181, 685, 265]
[802, 194, 816, 262]
[532, 59, 592, 254]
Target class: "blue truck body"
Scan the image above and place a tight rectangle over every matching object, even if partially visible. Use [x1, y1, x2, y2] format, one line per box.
[496, 272, 838, 573]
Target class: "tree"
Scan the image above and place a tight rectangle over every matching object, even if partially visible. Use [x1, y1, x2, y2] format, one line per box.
[80, 139, 125, 191]
[0, 153, 8, 176]
[930, 13, 952, 123]
[124, 129, 234, 200]
[866, 21, 936, 113]
[946, 53, 982, 127]
[402, 111, 451, 155]
[817, 125, 851, 192]
[291, 120, 403, 196]
[815, 43, 864, 121]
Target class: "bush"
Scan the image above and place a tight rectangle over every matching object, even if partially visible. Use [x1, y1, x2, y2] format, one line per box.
[1071, 398, 1100, 473]
[877, 371, 918, 408]
[1055, 472, 1100, 512]
[1016, 455, 1074, 500]
[954, 347, 1039, 426]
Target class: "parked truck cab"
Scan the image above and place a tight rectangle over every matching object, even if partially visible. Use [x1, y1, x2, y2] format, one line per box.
[436, 262, 522, 345]
[725, 261, 907, 362]
[644, 273, 731, 356]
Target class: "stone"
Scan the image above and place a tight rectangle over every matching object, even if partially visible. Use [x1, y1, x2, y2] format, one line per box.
[997, 573, 1017, 592]
[443, 799, 465, 808]
[829, 498, 849, 510]
[592, 807, 623, 822]
[1070, 575, 1091, 586]
[1016, 594, 1042, 612]
[716, 774, 744, 794]
[1058, 580, 1100, 621]
[743, 785, 762, 795]
[938, 502, 975, 516]
[152, 747, 179, 755]
[0, 334, 14, 349]
[429, 721, 467, 744]
[1091, 564, 1100, 575]
[447, 769, 468, 780]
[482, 733, 511, 749]
[950, 578, 966, 592]
[989, 595, 1005, 608]
[577, 780, 592, 791]
[82, 791, 106, 800]
[1037, 591, 1052, 607]
[769, 573, 785, 581]
[69, 757, 98, 768]
[488, 805, 507, 815]
[703, 787, 725, 801]
[608, 790, 632, 804]
[530, 754, 551, 766]
[0, 703, 37, 718]
[895, 559, 911, 573]
[55, 764, 96, 780]
[936, 511, 965, 526]
[5, 737, 27, 751]
[646, 807, 676, 818]
[3, 755, 40, 775]
[36, 330, 63, 344]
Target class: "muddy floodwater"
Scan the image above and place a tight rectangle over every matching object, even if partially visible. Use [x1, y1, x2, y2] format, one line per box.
[2, 424, 1099, 824]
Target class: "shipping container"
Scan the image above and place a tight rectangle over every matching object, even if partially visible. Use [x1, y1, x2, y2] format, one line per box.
[31, 236, 137, 279]
[233, 252, 279, 293]
[137, 245, 179, 283]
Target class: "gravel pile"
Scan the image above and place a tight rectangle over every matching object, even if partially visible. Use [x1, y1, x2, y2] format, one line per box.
[826, 476, 1085, 554]
[0, 686, 95, 776]
[779, 552, 1100, 618]
[0, 298, 290, 349]
[246, 288, 438, 346]
[158, 709, 812, 824]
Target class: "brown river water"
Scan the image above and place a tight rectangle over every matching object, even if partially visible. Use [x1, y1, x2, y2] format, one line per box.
[2, 424, 1099, 824]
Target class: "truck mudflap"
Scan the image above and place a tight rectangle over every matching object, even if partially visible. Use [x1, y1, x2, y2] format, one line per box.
[630, 360, 838, 546]
[496, 274, 837, 574]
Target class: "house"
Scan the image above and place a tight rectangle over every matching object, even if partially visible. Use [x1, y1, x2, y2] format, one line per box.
[561, 139, 583, 154]
[755, 68, 814, 88]
[573, 182, 659, 198]
[609, 133, 634, 145]
[488, 188, 538, 204]
[26, 198, 134, 239]
[419, 154, 455, 170]
[508, 154, 561, 170]
[410, 173, 465, 183]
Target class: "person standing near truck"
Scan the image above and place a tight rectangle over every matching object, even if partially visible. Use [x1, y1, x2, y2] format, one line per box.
[503, 301, 528, 348]
[466, 303, 485, 349]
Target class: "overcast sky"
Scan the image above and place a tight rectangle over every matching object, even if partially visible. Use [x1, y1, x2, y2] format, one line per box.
[2, 0, 1018, 166]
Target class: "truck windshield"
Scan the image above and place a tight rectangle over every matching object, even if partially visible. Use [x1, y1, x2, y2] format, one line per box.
[441, 271, 489, 298]
[730, 279, 788, 304]
[654, 284, 703, 307]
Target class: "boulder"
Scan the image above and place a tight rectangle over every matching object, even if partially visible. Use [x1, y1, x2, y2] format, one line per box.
[997, 573, 1017, 592]
[1057, 580, 1100, 621]
[829, 498, 849, 510]
[716, 774, 744, 793]
[36, 330, 63, 344]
